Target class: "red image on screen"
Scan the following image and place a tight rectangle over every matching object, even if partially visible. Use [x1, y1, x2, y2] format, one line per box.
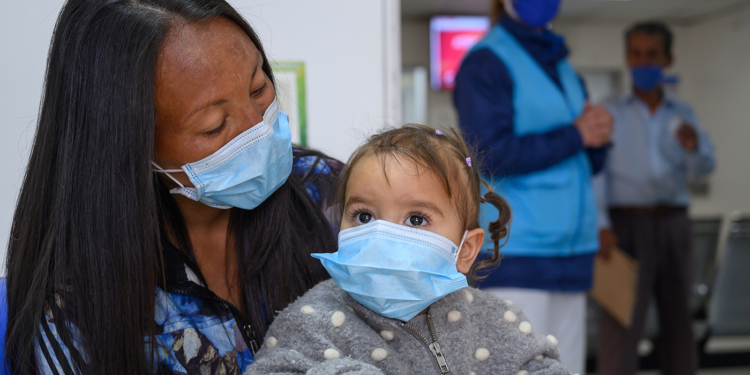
[430, 16, 490, 91]
[438, 30, 486, 90]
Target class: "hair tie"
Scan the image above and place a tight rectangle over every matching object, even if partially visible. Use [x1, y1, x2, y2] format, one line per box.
[435, 130, 442, 135]
[466, 157, 472, 167]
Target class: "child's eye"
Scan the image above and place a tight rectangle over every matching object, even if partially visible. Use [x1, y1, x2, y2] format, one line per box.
[356, 212, 373, 224]
[406, 215, 428, 227]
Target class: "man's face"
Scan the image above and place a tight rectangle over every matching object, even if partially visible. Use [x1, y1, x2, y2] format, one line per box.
[626, 32, 673, 68]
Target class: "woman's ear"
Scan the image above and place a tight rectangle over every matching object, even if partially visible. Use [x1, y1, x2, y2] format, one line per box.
[456, 228, 485, 273]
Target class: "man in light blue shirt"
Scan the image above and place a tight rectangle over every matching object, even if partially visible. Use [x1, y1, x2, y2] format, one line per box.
[595, 22, 715, 375]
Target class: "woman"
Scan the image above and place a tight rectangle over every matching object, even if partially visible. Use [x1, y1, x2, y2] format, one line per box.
[5, 1, 340, 374]
[453, 0, 612, 373]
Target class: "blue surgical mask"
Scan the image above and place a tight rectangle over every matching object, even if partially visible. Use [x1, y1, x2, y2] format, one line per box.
[312, 220, 469, 322]
[153, 98, 292, 210]
[506, 0, 562, 28]
[631, 65, 663, 92]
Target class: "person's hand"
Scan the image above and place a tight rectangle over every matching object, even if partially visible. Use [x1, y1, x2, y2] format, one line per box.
[676, 123, 698, 151]
[598, 228, 617, 261]
[575, 104, 613, 148]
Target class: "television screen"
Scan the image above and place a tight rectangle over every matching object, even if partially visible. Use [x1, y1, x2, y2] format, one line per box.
[430, 16, 490, 91]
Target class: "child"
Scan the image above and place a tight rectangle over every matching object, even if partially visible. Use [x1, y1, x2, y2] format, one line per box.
[246, 125, 571, 375]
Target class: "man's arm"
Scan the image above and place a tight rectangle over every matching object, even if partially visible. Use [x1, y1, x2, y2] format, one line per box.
[678, 105, 716, 179]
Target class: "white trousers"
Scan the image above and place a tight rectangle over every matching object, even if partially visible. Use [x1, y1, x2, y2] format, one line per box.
[484, 287, 586, 375]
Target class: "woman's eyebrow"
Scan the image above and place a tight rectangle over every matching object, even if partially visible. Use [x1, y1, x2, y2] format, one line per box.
[184, 99, 228, 123]
[183, 53, 262, 123]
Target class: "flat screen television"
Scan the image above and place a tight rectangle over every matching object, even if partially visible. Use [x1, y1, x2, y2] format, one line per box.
[429, 16, 490, 91]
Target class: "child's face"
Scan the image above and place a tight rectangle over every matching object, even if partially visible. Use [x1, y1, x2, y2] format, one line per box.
[341, 153, 466, 254]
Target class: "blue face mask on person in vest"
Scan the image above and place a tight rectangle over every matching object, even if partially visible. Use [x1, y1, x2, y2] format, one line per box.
[506, 0, 562, 28]
[631, 65, 663, 92]
[153, 98, 292, 210]
[312, 220, 469, 322]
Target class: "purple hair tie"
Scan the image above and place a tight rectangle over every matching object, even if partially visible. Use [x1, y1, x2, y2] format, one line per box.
[435, 130, 442, 135]
[466, 157, 472, 167]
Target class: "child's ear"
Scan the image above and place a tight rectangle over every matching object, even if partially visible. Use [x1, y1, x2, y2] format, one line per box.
[456, 228, 485, 274]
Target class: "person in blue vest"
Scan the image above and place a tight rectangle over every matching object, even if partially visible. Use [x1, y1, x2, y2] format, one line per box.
[453, 0, 613, 373]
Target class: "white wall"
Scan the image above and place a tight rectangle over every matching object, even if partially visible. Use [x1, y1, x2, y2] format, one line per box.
[676, 6, 750, 216]
[401, 18, 459, 131]
[0, 0, 401, 272]
[0, 1, 63, 274]
[235, 0, 401, 161]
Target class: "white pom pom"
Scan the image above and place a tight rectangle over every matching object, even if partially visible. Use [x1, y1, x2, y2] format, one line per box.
[503, 310, 517, 323]
[474, 348, 490, 361]
[518, 321, 532, 334]
[463, 289, 474, 303]
[380, 330, 394, 340]
[300, 305, 316, 315]
[323, 348, 340, 360]
[546, 334, 558, 347]
[331, 311, 346, 327]
[535, 354, 543, 360]
[265, 336, 278, 348]
[447, 310, 462, 322]
[503, 299, 514, 306]
[371, 348, 388, 361]
[516, 371, 529, 375]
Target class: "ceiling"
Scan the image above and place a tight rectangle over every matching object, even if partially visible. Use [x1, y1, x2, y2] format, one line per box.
[401, 0, 750, 24]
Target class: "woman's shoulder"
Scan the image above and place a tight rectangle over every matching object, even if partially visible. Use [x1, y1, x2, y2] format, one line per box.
[291, 149, 343, 212]
[292, 149, 343, 178]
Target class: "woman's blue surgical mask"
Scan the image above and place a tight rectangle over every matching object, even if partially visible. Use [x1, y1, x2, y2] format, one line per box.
[505, 0, 562, 28]
[631, 65, 663, 92]
[312, 220, 469, 322]
[153, 98, 292, 210]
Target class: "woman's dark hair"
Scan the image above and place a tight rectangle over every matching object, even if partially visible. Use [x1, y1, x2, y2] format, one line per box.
[626, 21, 674, 58]
[334, 124, 511, 279]
[5, 1, 334, 374]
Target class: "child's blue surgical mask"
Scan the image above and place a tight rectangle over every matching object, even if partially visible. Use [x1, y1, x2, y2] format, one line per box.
[313, 220, 469, 322]
[153, 98, 292, 210]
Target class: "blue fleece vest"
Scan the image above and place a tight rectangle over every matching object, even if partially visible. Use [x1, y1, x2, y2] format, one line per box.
[471, 25, 598, 257]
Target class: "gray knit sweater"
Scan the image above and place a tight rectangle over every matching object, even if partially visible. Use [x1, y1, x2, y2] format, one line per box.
[245, 280, 570, 375]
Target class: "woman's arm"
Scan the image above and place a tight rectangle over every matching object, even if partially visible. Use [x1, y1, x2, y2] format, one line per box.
[35, 310, 81, 375]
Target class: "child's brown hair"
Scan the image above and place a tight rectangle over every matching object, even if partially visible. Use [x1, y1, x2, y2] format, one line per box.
[335, 124, 511, 278]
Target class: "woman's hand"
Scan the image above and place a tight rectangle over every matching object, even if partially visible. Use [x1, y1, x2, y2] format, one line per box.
[575, 104, 614, 148]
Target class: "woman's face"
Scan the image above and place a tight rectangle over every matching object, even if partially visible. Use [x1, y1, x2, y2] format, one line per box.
[153, 17, 275, 188]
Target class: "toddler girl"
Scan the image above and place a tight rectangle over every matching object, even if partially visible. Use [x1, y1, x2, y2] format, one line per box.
[247, 125, 570, 375]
